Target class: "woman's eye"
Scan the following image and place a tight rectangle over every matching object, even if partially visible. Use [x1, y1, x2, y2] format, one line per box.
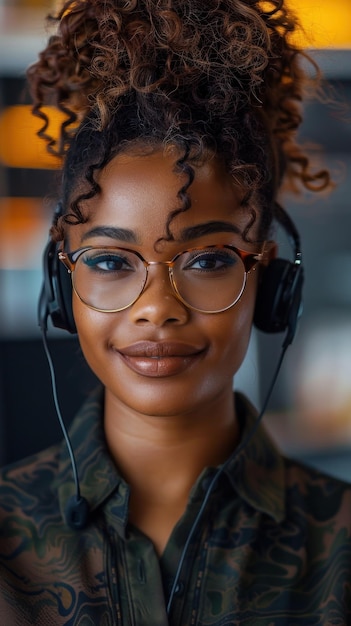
[83, 254, 133, 272]
[185, 250, 237, 271]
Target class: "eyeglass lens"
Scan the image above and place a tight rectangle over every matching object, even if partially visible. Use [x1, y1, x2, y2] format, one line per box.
[71, 246, 247, 313]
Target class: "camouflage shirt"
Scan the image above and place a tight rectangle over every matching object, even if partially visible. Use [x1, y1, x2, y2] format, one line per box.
[1, 387, 351, 625]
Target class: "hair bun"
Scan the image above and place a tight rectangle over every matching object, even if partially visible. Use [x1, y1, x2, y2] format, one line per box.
[27, 0, 331, 195]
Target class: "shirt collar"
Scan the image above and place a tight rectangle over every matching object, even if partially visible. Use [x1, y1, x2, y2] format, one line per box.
[222, 392, 285, 523]
[57, 388, 285, 527]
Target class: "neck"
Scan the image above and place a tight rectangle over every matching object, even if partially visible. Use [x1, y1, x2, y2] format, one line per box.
[104, 389, 238, 497]
[103, 389, 239, 554]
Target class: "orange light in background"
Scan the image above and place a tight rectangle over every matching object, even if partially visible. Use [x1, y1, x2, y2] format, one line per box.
[291, 0, 351, 48]
[260, 1, 351, 48]
[0, 105, 64, 169]
[0, 197, 50, 269]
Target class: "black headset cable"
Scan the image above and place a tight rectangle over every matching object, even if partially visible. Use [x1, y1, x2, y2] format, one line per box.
[41, 326, 89, 530]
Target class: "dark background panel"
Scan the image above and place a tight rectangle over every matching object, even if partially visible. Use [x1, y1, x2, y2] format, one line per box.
[0, 337, 98, 465]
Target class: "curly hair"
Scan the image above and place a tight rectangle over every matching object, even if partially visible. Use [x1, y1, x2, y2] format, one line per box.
[26, 0, 331, 241]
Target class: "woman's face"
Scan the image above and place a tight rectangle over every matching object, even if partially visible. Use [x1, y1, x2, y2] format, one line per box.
[67, 148, 265, 419]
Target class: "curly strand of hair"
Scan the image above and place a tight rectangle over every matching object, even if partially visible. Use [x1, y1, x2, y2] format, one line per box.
[157, 141, 196, 246]
[31, 103, 55, 154]
[62, 150, 106, 229]
[288, 150, 331, 193]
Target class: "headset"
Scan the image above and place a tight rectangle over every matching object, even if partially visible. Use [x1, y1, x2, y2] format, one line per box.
[38, 201, 304, 347]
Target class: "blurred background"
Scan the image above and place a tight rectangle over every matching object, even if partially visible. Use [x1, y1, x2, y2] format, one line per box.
[0, 0, 351, 477]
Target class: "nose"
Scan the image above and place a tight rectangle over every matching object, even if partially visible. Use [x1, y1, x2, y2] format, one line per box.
[128, 264, 189, 326]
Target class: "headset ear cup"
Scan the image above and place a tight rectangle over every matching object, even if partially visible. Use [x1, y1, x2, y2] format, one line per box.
[254, 258, 303, 343]
[39, 238, 77, 334]
[54, 253, 76, 334]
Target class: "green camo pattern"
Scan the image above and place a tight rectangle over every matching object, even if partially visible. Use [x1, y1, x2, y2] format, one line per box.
[1, 388, 351, 625]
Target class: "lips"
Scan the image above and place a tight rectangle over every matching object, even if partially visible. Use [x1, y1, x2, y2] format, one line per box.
[116, 341, 205, 377]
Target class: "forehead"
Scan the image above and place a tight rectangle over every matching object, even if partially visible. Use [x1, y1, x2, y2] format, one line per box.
[69, 148, 257, 246]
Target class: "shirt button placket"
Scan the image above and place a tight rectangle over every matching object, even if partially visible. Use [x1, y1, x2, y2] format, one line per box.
[125, 537, 169, 626]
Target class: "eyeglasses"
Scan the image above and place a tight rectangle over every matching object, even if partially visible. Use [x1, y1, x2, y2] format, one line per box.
[58, 244, 265, 314]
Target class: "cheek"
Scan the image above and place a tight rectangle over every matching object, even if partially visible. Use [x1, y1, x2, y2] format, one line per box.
[72, 298, 109, 368]
[210, 278, 257, 366]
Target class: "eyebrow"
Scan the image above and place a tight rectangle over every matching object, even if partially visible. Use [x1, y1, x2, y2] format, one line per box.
[80, 220, 241, 245]
[179, 221, 241, 242]
[81, 226, 137, 243]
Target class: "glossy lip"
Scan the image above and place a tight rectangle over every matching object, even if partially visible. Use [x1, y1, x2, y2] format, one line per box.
[116, 341, 206, 377]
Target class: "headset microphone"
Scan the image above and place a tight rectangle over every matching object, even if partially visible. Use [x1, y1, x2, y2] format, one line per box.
[65, 494, 90, 530]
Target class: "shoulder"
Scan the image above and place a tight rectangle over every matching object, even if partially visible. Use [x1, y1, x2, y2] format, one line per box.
[236, 391, 351, 518]
[282, 455, 351, 525]
[284, 454, 351, 493]
[0, 443, 61, 521]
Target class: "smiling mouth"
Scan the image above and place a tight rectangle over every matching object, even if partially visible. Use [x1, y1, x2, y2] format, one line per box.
[116, 341, 205, 377]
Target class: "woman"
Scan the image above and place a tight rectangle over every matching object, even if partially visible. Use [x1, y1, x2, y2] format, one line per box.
[1, 1, 350, 624]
